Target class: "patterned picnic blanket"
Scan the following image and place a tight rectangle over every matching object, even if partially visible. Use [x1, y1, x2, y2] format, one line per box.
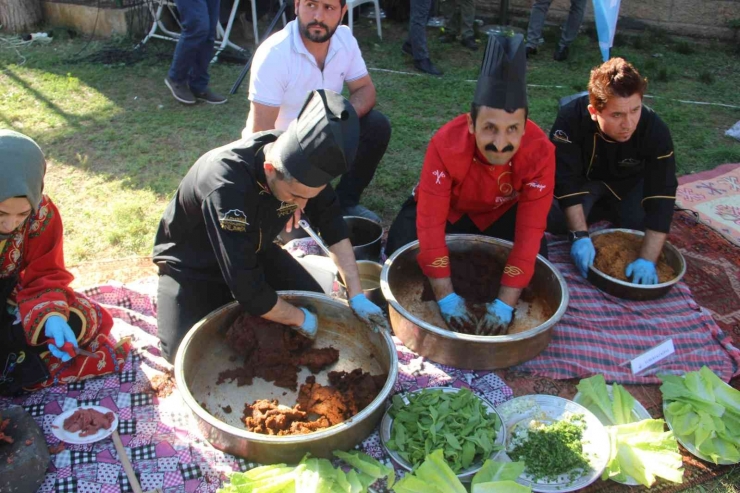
[676, 163, 740, 247]
[514, 238, 740, 384]
[0, 281, 513, 493]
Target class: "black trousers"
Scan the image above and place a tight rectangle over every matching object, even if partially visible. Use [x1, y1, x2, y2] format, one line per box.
[385, 198, 549, 259]
[547, 179, 646, 235]
[334, 109, 391, 208]
[156, 243, 322, 363]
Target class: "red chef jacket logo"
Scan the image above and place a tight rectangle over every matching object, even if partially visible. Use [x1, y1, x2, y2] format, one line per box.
[432, 170, 446, 185]
[526, 182, 547, 192]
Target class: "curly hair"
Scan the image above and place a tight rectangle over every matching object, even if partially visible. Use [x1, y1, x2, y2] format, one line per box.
[588, 58, 647, 112]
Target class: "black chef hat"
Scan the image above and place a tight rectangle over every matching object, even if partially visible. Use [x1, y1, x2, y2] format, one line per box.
[276, 89, 359, 187]
[473, 33, 528, 110]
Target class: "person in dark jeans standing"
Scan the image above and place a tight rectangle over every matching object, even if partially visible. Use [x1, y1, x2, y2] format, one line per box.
[165, 0, 228, 105]
[525, 0, 587, 61]
[402, 0, 443, 76]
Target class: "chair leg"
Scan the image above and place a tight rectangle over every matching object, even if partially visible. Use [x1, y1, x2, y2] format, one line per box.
[348, 5, 354, 33]
[374, 0, 381, 39]
[251, 0, 260, 44]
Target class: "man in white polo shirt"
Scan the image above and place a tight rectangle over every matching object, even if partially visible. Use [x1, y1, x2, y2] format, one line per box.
[243, 0, 391, 222]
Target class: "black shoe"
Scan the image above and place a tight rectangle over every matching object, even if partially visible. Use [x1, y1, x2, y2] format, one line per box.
[460, 36, 478, 51]
[525, 46, 538, 58]
[401, 42, 413, 56]
[193, 88, 228, 105]
[165, 77, 195, 104]
[439, 33, 457, 44]
[553, 46, 569, 62]
[414, 58, 443, 76]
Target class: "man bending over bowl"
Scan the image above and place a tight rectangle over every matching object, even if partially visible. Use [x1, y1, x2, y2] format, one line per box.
[153, 90, 388, 363]
[548, 58, 678, 285]
[385, 34, 555, 336]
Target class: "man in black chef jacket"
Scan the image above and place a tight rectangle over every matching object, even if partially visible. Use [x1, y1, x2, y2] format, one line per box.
[548, 58, 678, 285]
[153, 89, 389, 363]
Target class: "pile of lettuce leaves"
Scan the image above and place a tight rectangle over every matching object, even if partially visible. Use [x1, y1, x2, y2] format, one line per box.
[217, 450, 394, 493]
[394, 450, 530, 493]
[660, 366, 740, 464]
[574, 374, 684, 487]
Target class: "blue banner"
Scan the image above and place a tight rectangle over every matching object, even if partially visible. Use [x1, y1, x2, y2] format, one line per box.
[592, 0, 622, 61]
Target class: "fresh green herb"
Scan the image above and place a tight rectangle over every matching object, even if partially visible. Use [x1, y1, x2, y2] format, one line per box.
[386, 388, 501, 473]
[508, 414, 590, 483]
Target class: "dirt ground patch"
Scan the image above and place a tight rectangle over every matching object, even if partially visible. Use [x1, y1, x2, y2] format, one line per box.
[68, 256, 157, 289]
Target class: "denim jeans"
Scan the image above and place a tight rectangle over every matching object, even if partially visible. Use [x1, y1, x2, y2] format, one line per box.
[525, 0, 587, 50]
[168, 0, 220, 93]
[441, 0, 475, 39]
[406, 0, 433, 61]
[335, 110, 391, 208]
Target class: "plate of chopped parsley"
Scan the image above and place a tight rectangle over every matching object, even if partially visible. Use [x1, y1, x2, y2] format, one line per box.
[496, 395, 610, 492]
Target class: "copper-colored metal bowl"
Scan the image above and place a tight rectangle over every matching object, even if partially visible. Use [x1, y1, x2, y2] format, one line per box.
[174, 292, 398, 464]
[588, 228, 686, 301]
[380, 235, 569, 370]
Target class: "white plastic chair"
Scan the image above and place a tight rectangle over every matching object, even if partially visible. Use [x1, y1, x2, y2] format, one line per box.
[346, 0, 382, 39]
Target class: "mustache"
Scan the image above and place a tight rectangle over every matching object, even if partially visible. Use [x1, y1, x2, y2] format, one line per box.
[485, 143, 515, 153]
[307, 21, 329, 30]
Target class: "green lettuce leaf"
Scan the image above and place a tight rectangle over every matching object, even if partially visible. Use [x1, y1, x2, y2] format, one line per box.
[700, 366, 740, 413]
[333, 450, 394, 488]
[575, 375, 616, 424]
[471, 460, 525, 486]
[612, 384, 637, 425]
[415, 450, 467, 493]
[471, 481, 531, 493]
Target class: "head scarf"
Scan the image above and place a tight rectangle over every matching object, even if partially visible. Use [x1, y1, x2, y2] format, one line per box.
[0, 130, 46, 239]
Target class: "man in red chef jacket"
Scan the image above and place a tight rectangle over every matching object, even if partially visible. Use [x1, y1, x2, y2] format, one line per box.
[385, 33, 555, 335]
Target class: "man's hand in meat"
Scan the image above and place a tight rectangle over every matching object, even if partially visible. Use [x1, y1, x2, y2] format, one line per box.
[437, 293, 475, 331]
[349, 294, 389, 332]
[294, 307, 318, 339]
[570, 237, 595, 278]
[626, 258, 658, 285]
[479, 299, 514, 335]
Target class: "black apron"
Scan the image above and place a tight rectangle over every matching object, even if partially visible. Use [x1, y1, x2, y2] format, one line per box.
[0, 276, 49, 396]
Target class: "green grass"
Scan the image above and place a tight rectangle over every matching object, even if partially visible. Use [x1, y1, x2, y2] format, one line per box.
[1, 21, 739, 263]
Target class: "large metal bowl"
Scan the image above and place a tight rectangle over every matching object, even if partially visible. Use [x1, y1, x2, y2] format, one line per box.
[380, 235, 569, 369]
[588, 228, 686, 301]
[174, 292, 398, 464]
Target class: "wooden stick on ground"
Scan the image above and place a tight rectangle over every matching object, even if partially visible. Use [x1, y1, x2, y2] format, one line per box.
[111, 430, 163, 493]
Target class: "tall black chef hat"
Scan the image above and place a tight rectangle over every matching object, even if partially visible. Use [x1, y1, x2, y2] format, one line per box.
[473, 33, 528, 110]
[276, 89, 359, 187]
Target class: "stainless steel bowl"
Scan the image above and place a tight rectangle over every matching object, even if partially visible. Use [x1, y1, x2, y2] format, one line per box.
[345, 216, 383, 262]
[338, 260, 386, 308]
[380, 235, 569, 369]
[588, 228, 686, 301]
[174, 292, 398, 464]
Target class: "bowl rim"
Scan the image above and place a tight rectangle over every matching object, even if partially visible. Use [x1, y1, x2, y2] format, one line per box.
[343, 215, 383, 248]
[174, 291, 399, 446]
[588, 228, 686, 289]
[380, 234, 570, 342]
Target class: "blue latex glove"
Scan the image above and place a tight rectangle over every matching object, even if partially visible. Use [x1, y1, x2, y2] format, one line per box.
[45, 315, 77, 362]
[626, 258, 659, 285]
[437, 292, 474, 330]
[349, 294, 390, 332]
[570, 237, 595, 278]
[479, 299, 514, 335]
[296, 307, 318, 339]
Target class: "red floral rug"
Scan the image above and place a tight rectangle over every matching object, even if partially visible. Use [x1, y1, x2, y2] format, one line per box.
[497, 210, 740, 492]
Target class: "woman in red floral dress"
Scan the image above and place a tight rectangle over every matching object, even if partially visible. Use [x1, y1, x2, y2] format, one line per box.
[0, 130, 130, 394]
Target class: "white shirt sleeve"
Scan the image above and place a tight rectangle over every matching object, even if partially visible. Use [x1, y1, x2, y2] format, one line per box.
[248, 45, 287, 107]
[344, 35, 369, 83]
